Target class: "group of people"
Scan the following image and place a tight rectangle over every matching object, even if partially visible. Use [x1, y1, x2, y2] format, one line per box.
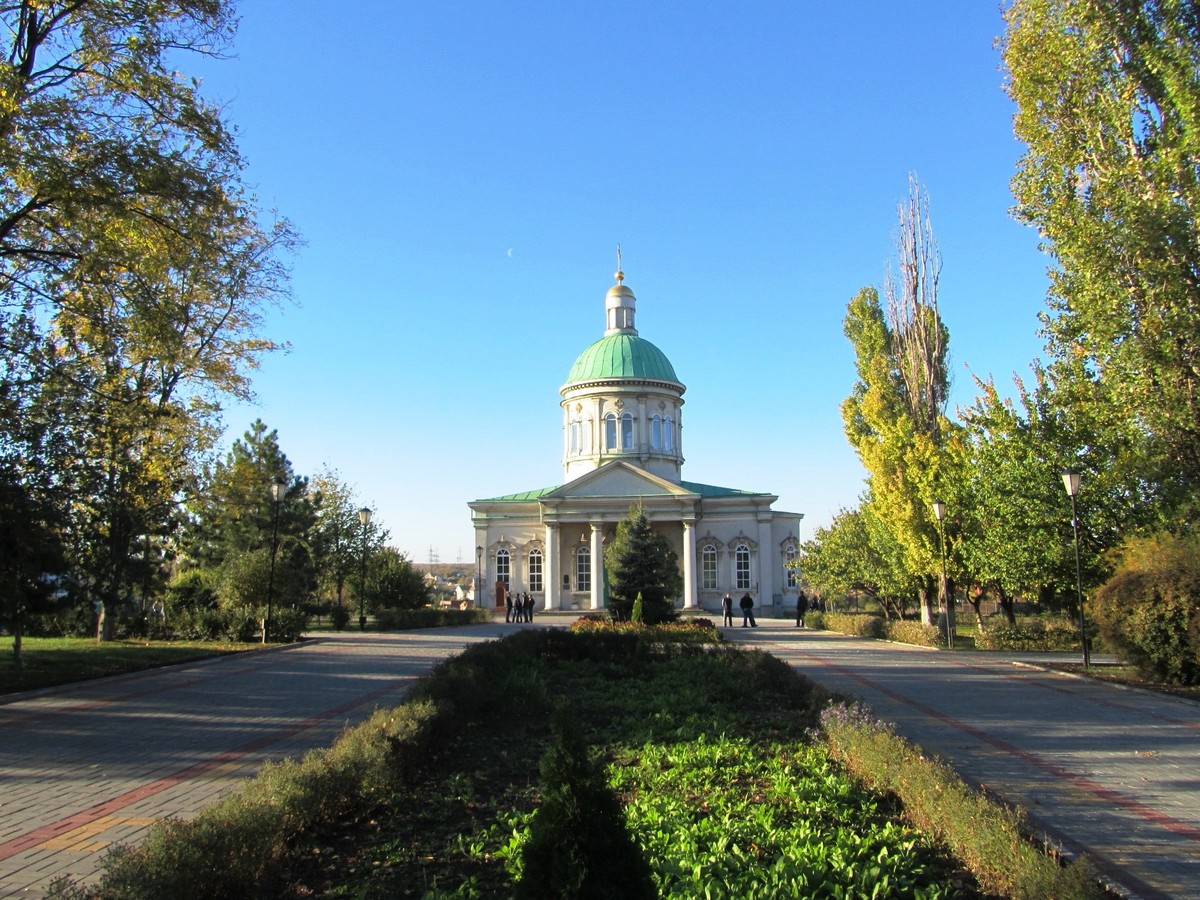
[721, 592, 758, 627]
[504, 589, 535, 623]
[719, 590, 824, 628]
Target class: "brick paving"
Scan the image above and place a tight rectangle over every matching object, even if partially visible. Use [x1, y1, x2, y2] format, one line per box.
[0, 624, 516, 897]
[3, 617, 1199, 898]
[728, 619, 1200, 900]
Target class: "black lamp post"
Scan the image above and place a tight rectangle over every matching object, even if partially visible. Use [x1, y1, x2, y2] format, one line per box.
[932, 500, 953, 649]
[1061, 469, 1090, 669]
[265, 480, 286, 644]
[357, 507, 371, 631]
[475, 545, 483, 609]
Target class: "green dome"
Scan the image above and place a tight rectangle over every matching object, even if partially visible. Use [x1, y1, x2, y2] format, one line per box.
[565, 334, 680, 386]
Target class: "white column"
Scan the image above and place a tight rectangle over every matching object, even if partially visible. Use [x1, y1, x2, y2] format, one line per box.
[757, 518, 774, 609]
[590, 523, 603, 610]
[682, 520, 698, 608]
[544, 524, 559, 610]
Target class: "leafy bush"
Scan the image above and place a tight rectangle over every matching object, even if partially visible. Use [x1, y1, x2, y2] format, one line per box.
[814, 611, 886, 639]
[267, 606, 309, 643]
[884, 619, 945, 648]
[1091, 532, 1200, 684]
[329, 603, 351, 630]
[820, 702, 1104, 899]
[164, 569, 217, 614]
[804, 609, 825, 630]
[974, 617, 1081, 652]
[374, 606, 492, 630]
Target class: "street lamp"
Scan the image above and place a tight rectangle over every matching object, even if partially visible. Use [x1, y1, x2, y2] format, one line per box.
[358, 507, 371, 631]
[265, 480, 286, 644]
[475, 545, 483, 609]
[932, 500, 953, 649]
[1061, 469, 1090, 669]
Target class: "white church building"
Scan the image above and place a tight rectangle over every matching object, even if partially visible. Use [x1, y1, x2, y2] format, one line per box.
[469, 265, 803, 616]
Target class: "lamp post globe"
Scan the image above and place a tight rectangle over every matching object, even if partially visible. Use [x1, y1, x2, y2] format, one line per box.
[357, 507, 372, 631]
[265, 480, 286, 644]
[1061, 469, 1090, 669]
[931, 500, 952, 649]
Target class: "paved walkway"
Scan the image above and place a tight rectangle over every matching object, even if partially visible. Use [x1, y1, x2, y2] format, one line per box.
[727, 620, 1200, 900]
[0, 625, 519, 897]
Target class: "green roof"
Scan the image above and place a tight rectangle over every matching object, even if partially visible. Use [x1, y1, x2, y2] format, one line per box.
[565, 334, 680, 386]
[475, 486, 561, 503]
[679, 481, 764, 498]
[475, 480, 761, 503]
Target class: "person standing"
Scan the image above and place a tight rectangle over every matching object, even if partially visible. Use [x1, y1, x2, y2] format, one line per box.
[504, 587, 513, 623]
[796, 591, 808, 627]
[526, 592, 535, 622]
[721, 593, 734, 627]
[739, 593, 757, 627]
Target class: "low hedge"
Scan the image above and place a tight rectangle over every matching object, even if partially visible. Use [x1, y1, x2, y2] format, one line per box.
[811, 612, 945, 648]
[975, 618, 1081, 652]
[374, 606, 492, 630]
[821, 703, 1104, 899]
[817, 611, 887, 638]
[885, 619, 945, 648]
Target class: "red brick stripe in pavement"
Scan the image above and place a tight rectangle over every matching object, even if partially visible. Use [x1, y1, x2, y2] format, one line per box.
[804, 651, 1200, 845]
[0, 678, 404, 862]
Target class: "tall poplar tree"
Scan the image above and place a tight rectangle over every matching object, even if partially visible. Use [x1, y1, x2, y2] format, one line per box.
[1003, 0, 1200, 516]
[841, 178, 955, 625]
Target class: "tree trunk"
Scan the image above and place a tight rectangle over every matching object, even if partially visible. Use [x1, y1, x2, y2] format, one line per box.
[997, 584, 1016, 625]
[919, 574, 937, 625]
[12, 618, 23, 670]
[968, 584, 986, 630]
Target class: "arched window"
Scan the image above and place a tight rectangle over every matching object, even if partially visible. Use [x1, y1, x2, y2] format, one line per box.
[734, 544, 751, 591]
[701, 544, 718, 590]
[528, 549, 543, 592]
[576, 546, 591, 591]
[785, 546, 798, 588]
[569, 419, 580, 454]
[604, 414, 617, 450]
[621, 412, 634, 449]
[665, 415, 675, 451]
[651, 415, 662, 450]
[496, 549, 511, 586]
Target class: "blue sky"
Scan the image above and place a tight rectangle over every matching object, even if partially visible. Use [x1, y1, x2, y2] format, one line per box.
[203, 1, 1050, 564]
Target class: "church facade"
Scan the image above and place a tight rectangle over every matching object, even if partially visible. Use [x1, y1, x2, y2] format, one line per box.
[469, 267, 803, 615]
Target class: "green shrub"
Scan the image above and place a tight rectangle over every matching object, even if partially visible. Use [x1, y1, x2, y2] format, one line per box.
[817, 611, 886, 638]
[630, 593, 645, 624]
[267, 606, 309, 642]
[374, 606, 492, 630]
[820, 703, 1104, 899]
[329, 604, 351, 630]
[164, 569, 217, 614]
[516, 714, 655, 899]
[975, 617, 1082, 652]
[804, 609, 825, 630]
[884, 619, 945, 648]
[1091, 532, 1200, 684]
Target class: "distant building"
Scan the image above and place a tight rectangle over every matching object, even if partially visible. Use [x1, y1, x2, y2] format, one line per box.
[468, 266, 802, 614]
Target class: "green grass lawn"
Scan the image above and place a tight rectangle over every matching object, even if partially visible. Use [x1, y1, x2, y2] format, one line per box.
[0, 637, 264, 695]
